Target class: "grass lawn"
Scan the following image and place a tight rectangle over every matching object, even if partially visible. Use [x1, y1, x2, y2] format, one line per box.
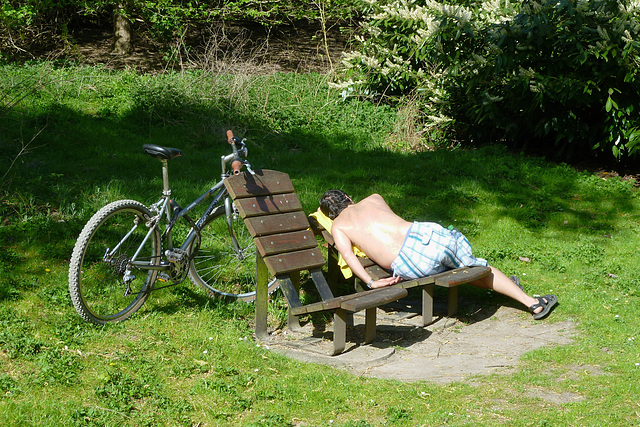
[1, 63, 639, 426]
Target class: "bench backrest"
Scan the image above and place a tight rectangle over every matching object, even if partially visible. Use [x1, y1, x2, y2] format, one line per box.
[224, 169, 331, 307]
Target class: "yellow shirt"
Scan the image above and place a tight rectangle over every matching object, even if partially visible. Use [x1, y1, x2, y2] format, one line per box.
[309, 209, 367, 279]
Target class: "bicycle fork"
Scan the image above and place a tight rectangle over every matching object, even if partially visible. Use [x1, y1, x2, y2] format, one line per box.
[224, 197, 246, 260]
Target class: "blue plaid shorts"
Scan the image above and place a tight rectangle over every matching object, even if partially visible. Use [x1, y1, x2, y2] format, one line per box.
[391, 222, 488, 279]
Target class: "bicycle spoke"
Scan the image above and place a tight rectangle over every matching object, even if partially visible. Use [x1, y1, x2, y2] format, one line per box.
[188, 207, 278, 302]
[69, 200, 160, 324]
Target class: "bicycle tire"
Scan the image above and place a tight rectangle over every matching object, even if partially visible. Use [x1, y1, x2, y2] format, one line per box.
[188, 203, 278, 302]
[69, 200, 161, 324]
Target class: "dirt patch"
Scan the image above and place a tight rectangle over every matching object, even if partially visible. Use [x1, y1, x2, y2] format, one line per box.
[524, 387, 585, 404]
[16, 21, 346, 74]
[594, 169, 640, 187]
[261, 299, 576, 384]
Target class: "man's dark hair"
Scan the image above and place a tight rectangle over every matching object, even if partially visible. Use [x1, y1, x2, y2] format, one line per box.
[320, 189, 353, 219]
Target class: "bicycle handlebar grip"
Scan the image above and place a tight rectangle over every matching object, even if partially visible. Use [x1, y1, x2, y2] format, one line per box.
[231, 159, 243, 175]
[227, 130, 235, 145]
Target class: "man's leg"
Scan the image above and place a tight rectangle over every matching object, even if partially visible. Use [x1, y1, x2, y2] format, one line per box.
[447, 232, 547, 313]
[469, 265, 547, 315]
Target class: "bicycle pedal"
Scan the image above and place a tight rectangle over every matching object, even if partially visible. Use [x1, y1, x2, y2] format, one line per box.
[165, 249, 187, 263]
[157, 272, 170, 282]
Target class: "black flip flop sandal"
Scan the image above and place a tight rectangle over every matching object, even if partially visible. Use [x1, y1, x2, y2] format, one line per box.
[529, 294, 558, 320]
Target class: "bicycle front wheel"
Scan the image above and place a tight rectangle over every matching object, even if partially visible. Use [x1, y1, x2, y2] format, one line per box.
[69, 200, 161, 324]
[188, 203, 278, 302]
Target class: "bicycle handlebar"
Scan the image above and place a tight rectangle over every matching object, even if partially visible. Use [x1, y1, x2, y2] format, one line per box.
[226, 130, 243, 175]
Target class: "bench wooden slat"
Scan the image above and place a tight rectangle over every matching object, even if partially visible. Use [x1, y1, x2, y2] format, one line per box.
[263, 248, 326, 276]
[363, 265, 490, 289]
[234, 193, 302, 218]
[308, 216, 335, 245]
[290, 299, 342, 315]
[224, 169, 294, 199]
[395, 275, 437, 289]
[358, 257, 378, 268]
[244, 211, 309, 237]
[340, 287, 408, 312]
[434, 266, 491, 287]
[365, 265, 391, 281]
[289, 287, 408, 316]
[254, 230, 318, 257]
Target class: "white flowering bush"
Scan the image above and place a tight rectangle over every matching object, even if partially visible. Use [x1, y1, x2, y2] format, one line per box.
[341, 0, 640, 161]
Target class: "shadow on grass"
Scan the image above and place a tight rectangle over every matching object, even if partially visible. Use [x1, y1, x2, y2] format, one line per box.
[1, 89, 635, 323]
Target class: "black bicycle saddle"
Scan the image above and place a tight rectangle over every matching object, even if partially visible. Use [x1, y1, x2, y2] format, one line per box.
[142, 144, 182, 160]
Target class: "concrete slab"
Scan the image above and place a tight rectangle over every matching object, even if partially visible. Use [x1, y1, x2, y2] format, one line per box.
[260, 299, 576, 384]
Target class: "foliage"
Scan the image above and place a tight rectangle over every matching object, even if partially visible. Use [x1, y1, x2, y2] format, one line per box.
[0, 0, 361, 47]
[340, 0, 640, 161]
[1, 64, 640, 425]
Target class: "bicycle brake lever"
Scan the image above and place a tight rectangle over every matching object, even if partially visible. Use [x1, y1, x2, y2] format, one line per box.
[245, 162, 256, 175]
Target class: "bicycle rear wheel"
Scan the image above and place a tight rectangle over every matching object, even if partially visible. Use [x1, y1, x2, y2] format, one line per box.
[69, 200, 161, 324]
[188, 202, 278, 302]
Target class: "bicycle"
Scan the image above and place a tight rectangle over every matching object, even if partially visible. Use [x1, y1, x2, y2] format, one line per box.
[68, 130, 279, 325]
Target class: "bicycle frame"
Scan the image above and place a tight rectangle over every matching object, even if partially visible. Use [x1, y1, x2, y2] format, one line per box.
[106, 158, 240, 277]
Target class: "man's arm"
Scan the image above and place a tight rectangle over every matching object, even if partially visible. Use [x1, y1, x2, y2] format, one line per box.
[332, 227, 401, 289]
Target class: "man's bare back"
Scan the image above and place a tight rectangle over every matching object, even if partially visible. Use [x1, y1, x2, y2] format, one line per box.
[331, 194, 412, 269]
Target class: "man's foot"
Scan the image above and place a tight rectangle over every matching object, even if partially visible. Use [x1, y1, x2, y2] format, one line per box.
[529, 294, 558, 320]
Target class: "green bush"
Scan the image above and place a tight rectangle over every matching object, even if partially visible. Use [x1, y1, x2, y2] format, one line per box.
[341, 0, 640, 161]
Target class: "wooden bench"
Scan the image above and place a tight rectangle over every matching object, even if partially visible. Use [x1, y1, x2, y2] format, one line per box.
[308, 216, 492, 326]
[224, 169, 408, 355]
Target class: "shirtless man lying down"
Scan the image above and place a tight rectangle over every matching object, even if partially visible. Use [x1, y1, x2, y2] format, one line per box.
[319, 189, 557, 320]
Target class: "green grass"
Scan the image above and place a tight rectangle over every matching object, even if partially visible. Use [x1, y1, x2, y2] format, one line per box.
[1, 62, 640, 426]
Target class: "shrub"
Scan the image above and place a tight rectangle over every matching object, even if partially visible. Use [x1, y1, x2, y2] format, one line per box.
[340, 0, 640, 161]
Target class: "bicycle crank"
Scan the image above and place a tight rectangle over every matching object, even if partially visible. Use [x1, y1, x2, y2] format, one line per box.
[165, 248, 189, 283]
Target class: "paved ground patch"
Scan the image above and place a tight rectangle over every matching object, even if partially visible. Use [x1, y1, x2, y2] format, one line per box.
[264, 298, 576, 384]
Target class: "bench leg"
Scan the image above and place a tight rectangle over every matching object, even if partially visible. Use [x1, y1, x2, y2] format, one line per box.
[422, 284, 434, 326]
[364, 307, 376, 344]
[448, 286, 459, 317]
[287, 271, 303, 332]
[255, 255, 269, 340]
[353, 277, 367, 293]
[327, 247, 340, 295]
[346, 312, 354, 327]
[332, 309, 347, 355]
